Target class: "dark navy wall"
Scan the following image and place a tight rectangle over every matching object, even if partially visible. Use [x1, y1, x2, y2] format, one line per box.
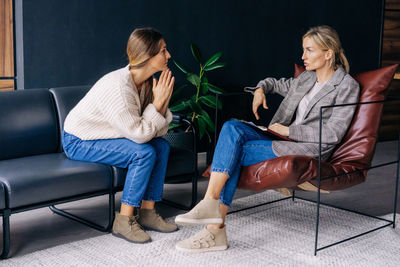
[18, 0, 383, 89]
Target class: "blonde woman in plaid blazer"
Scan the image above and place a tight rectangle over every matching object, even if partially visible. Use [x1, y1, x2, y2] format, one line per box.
[175, 25, 360, 252]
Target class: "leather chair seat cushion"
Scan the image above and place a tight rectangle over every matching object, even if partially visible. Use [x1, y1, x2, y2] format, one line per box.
[0, 153, 112, 209]
[0, 183, 5, 210]
[112, 146, 197, 189]
[237, 155, 366, 191]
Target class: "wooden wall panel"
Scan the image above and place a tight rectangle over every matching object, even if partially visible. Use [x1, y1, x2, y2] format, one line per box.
[0, 0, 14, 78]
[386, 0, 400, 10]
[382, 12, 400, 65]
[0, 79, 14, 91]
[379, 1, 400, 141]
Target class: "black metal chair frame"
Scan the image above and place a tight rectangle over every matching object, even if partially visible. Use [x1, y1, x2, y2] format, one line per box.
[226, 99, 400, 255]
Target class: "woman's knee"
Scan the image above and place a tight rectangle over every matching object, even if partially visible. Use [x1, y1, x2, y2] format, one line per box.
[136, 144, 157, 163]
[221, 120, 245, 133]
[219, 120, 245, 139]
[153, 138, 170, 155]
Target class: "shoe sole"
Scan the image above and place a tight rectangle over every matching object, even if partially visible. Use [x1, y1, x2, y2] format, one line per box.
[142, 225, 179, 233]
[175, 217, 223, 226]
[175, 244, 228, 253]
[111, 232, 151, 244]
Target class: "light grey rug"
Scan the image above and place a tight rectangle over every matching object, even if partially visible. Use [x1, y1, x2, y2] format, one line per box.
[2, 190, 400, 267]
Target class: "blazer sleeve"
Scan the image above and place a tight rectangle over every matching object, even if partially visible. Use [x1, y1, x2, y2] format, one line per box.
[244, 77, 294, 97]
[289, 78, 360, 145]
[244, 71, 309, 97]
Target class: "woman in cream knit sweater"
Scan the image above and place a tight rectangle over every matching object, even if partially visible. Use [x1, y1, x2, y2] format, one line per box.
[63, 28, 177, 243]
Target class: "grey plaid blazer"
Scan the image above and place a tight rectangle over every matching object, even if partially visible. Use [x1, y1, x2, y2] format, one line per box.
[245, 67, 360, 161]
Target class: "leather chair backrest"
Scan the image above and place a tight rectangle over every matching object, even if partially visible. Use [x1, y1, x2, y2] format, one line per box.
[49, 85, 91, 152]
[295, 64, 398, 172]
[0, 89, 59, 160]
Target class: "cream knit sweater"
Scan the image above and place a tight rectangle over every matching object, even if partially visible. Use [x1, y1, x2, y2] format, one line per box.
[64, 65, 172, 144]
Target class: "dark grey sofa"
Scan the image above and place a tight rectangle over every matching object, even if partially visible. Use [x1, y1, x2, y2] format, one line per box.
[0, 87, 197, 259]
[0, 183, 4, 210]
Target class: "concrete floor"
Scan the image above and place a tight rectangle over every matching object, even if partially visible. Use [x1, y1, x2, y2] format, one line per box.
[1, 141, 399, 258]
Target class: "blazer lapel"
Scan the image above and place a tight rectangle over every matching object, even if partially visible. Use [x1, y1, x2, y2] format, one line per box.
[302, 68, 347, 120]
[288, 72, 317, 111]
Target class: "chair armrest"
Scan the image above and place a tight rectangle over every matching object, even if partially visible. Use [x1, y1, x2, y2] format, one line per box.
[171, 113, 195, 133]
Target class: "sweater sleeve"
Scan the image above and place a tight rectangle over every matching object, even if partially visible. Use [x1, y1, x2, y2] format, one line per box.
[155, 108, 173, 137]
[102, 86, 168, 144]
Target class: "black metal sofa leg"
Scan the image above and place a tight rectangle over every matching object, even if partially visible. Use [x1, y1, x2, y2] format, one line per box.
[49, 192, 115, 232]
[1, 210, 11, 259]
[162, 173, 198, 211]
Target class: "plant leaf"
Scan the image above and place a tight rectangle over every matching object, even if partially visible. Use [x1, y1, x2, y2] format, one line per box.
[170, 84, 188, 103]
[186, 73, 201, 88]
[169, 100, 189, 112]
[188, 98, 203, 114]
[208, 83, 225, 94]
[197, 116, 207, 139]
[200, 109, 215, 132]
[173, 60, 189, 74]
[199, 95, 221, 109]
[217, 98, 223, 110]
[190, 43, 202, 64]
[204, 51, 222, 67]
[204, 62, 226, 71]
[201, 76, 208, 94]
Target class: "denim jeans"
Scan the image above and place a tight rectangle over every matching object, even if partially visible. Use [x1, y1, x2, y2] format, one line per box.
[211, 120, 277, 206]
[62, 132, 170, 207]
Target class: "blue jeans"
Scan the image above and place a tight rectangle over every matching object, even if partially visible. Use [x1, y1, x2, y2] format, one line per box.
[62, 132, 170, 207]
[211, 120, 277, 206]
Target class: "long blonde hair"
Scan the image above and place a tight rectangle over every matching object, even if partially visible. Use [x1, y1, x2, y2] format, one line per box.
[126, 27, 163, 69]
[303, 25, 350, 73]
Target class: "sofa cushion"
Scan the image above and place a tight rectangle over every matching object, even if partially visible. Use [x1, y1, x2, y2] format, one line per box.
[0, 182, 5, 210]
[0, 153, 112, 209]
[0, 89, 59, 160]
[49, 86, 91, 151]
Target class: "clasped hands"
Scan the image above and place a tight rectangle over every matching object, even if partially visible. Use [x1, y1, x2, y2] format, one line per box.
[252, 88, 289, 137]
[152, 69, 175, 115]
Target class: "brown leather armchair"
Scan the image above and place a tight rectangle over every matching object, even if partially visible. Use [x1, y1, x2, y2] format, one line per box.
[205, 64, 398, 192]
[203, 64, 399, 254]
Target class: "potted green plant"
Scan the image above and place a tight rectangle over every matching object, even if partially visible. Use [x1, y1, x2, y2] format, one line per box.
[169, 43, 226, 143]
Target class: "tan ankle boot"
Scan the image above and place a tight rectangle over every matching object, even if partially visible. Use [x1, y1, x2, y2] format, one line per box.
[138, 209, 178, 233]
[175, 199, 222, 226]
[112, 212, 151, 243]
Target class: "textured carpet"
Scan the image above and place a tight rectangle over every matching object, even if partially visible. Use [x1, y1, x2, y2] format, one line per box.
[1, 190, 399, 267]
